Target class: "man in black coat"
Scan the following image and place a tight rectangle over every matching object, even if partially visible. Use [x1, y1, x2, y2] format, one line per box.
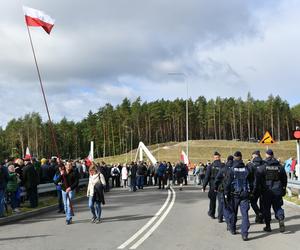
[22, 157, 39, 208]
[255, 149, 287, 233]
[247, 150, 264, 223]
[202, 151, 224, 220]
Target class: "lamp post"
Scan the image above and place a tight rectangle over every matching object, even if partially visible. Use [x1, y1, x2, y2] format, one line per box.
[168, 72, 189, 160]
[123, 125, 133, 162]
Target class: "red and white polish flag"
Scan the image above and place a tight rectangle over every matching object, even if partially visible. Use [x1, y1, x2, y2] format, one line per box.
[23, 6, 55, 34]
[180, 150, 189, 165]
[25, 146, 31, 159]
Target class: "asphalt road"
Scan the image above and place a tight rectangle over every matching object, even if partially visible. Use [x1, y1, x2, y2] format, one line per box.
[0, 185, 300, 250]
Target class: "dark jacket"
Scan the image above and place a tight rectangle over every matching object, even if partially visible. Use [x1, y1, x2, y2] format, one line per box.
[54, 169, 79, 191]
[215, 161, 232, 193]
[22, 163, 39, 189]
[93, 182, 105, 205]
[203, 160, 224, 190]
[225, 160, 251, 199]
[0, 165, 9, 190]
[130, 164, 138, 178]
[157, 163, 167, 177]
[255, 157, 287, 196]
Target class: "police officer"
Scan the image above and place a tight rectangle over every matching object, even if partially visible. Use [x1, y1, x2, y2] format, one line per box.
[255, 149, 287, 232]
[247, 150, 264, 223]
[203, 152, 224, 220]
[225, 151, 251, 241]
[215, 155, 234, 228]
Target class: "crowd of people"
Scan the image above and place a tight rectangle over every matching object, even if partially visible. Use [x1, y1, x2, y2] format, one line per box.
[0, 149, 293, 236]
[202, 149, 288, 241]
[0, 156, 190, 222]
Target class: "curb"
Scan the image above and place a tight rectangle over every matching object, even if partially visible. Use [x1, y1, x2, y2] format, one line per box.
[284, 199, 300, 209]
[0, 196, 86, 226]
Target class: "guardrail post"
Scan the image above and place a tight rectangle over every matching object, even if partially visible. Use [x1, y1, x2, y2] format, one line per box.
[287, 187, 292, 197]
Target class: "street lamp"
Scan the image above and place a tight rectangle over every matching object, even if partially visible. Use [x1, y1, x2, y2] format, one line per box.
[123, 125, 133, 162]
[168, 72, 189, 161]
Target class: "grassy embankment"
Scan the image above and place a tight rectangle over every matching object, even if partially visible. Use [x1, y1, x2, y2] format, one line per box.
[97, 140, 297, 165]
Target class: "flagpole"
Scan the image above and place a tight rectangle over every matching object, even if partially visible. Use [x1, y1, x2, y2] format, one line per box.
[25, 25, 60, 159]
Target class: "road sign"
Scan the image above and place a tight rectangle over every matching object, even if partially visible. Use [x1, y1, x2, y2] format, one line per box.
[292, 130, 300, 140]
[260, 131, 275, 145]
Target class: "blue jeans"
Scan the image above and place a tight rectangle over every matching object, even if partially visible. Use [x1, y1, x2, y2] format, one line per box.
[136, 175, 144, 189]
[131, 177, 137, 191]
[62, 190, 75, 221]
[57, 190, 64, 211]
[0, 189, 5, 217]
[88, 196, 102, 220]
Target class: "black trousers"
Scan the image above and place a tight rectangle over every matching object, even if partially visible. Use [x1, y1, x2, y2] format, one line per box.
[27, 186, 38, 208]
[158, 176, 166, 189]
[250, 193, 262, 215]
[208, 189, 217, 216]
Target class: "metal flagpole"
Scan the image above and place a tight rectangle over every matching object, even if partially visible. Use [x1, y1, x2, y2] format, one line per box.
[25, 25, 60, 159]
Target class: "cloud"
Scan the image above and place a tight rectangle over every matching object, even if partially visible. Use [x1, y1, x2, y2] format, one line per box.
[1, 0, 298, 127]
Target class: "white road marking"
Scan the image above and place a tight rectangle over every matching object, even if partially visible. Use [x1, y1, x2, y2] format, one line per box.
[117, 189, 171, 249]
[129, 187, 176, 249]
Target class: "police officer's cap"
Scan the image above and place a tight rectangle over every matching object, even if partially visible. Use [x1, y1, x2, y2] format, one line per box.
[214, 151, 221, 156]
[266, 149, 274, 156]
[234, 151, 242, 158]
[252, 150, 260, 156]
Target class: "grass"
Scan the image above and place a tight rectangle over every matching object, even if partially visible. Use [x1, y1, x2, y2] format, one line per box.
[4, 189, 87, 217]
[284, 194, 300, 206]
[96, 140, 297, 165]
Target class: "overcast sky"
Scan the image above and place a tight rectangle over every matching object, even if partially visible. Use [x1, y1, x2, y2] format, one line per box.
[0, 0, 299, 127]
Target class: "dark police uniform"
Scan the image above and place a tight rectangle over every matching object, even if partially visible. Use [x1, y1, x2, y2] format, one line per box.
[247, 155, 264, 223]
[215, 156, 233, 225]
[225, 155, 251, 240]
[203, 158, 224, 219]
[255, 155, 287, 232]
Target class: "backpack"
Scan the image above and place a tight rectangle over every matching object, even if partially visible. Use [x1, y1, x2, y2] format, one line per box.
[175, 165, 181, 173]
[113, 168, 119, 175]
[231, 167, 249, 194]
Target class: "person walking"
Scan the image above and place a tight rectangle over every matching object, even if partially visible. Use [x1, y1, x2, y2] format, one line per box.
[255, 149, 287, 232]
[0, 163, 9, 217]
[130, 162, 137, 192]
[203, 152, 224, 219]
[121, 164, 128, 188]
[225, 151, 251, 241]
[157, 161, 167, 189]
[247, 150, 264, 223]
[22, 157, 39, 208]
[6, 165, 20, 213]
[54, 162, 79, 225]
[87, 165, 106, 223]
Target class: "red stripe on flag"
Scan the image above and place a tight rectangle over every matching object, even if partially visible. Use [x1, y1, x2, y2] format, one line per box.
[25, 15, 54, 34]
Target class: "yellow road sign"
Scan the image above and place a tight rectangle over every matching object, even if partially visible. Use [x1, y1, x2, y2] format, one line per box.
[260, 131, 275, 145]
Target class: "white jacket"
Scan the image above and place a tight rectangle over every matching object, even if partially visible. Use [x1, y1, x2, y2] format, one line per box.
[121, 166, 128, 180]
[87, 173, 106, 197]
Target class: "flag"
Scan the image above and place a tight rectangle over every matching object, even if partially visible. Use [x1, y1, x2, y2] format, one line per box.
[25, 146, 31, 159]
[180, 150, 189, 165]
[23, 6, 55, 34]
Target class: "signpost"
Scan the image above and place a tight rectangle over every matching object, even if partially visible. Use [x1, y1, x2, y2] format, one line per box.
[292, 127, 300, 178]
[259, 131, 275, 150]
[259, 131, 275, 145]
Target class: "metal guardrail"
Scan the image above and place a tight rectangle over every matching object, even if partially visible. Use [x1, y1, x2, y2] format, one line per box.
[287, 179, 300, 198]
[20, 178, 89, 197]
